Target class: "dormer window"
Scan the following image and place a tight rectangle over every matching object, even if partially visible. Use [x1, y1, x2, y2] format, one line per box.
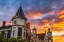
[14, 21, 16, 24]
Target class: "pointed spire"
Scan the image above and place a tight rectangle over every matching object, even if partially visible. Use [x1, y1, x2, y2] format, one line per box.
[45, 31, 46, 34]
[15, 5, 24, 18]
[45, 31, 47, 35]
[32, 27, 36, 30]
[48, 28, 50, 32]
[14, 4, 27, 21]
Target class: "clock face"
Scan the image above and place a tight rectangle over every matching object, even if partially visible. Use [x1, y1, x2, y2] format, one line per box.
[14, 21, 17, 24]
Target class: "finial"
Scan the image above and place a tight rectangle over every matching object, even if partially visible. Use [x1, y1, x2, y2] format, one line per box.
[20, 3, 21, 6]
[48, 28, 50, 30]
[45, 31, 46, 33]
[48, 28, 50, 32]
[32, 27, 36, 30]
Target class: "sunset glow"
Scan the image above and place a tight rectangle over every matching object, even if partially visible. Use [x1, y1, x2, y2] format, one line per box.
[0, 0, 64, 42]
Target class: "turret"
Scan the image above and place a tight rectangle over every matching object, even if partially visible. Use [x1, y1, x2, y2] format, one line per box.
[47, 28, 52, 42]
[32, 27, 37, 37]
[11, 5, 27, 26]
[48, 28, 50, 32]
[11, 5, 27, 39]
[32, 27, 37, 34]
[12, 5, 27, 21]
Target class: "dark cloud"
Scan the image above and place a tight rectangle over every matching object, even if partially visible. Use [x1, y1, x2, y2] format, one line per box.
[22, 0, 64, 14]
[23, 0, 53, 14]
[30, 14, 64, 25]
[0, 0, 64, 24]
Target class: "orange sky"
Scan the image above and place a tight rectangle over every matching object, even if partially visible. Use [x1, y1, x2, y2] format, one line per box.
[0, 0, 64, 42]
[25, 10, 64, 42]
[27, 10, 64, 33]
[0, 10, 64, 42]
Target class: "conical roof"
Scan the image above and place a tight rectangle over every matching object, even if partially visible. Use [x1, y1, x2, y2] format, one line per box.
[15, 5, 25, 18]
[32, 27, 36, 30]
[12, 5, 27, 21]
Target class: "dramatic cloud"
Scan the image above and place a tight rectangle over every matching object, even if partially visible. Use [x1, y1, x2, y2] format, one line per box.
[53, 35, 64, 42]
[0, 0, 64, 42]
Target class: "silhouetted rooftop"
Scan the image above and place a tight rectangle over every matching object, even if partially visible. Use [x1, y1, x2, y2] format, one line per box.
[37, 33, 45, 40]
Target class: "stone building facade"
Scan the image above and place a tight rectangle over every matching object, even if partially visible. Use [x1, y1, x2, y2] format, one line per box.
[0, 5, 53, 42]
[31, 27, 53, 42]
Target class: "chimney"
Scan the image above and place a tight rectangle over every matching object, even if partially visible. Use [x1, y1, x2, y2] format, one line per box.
[2, 21, 6, 26]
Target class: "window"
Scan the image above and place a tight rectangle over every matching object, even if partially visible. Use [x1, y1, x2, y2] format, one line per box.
[13, 30, 16, 36]
[4, 33, 7, 38]
[14, 21, 16, 24]
[5, 33, 6, 38]
[7, 30, 11, 38]
[33, 33, 36, 37]
[5, 31, 8, 38]
[18, 27, 22, 36]
[24, 32, 25, 37]
[26, 33, 28, 39]
[18, 27, 22, 38]
[46, 39, 47, 41]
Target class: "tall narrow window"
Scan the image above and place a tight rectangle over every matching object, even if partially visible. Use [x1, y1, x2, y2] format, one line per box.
[46, 39, 47, 41]
[2, 31, 4, 36]
[7, 30, 11, 38]
[26, 33, 28, 39]
[13, 30, 16, 36]
[5, 31, 8, 38]
[18, 27, 22, 38]
[5, 33, 7, 38]
[24, 32, 25, 37]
